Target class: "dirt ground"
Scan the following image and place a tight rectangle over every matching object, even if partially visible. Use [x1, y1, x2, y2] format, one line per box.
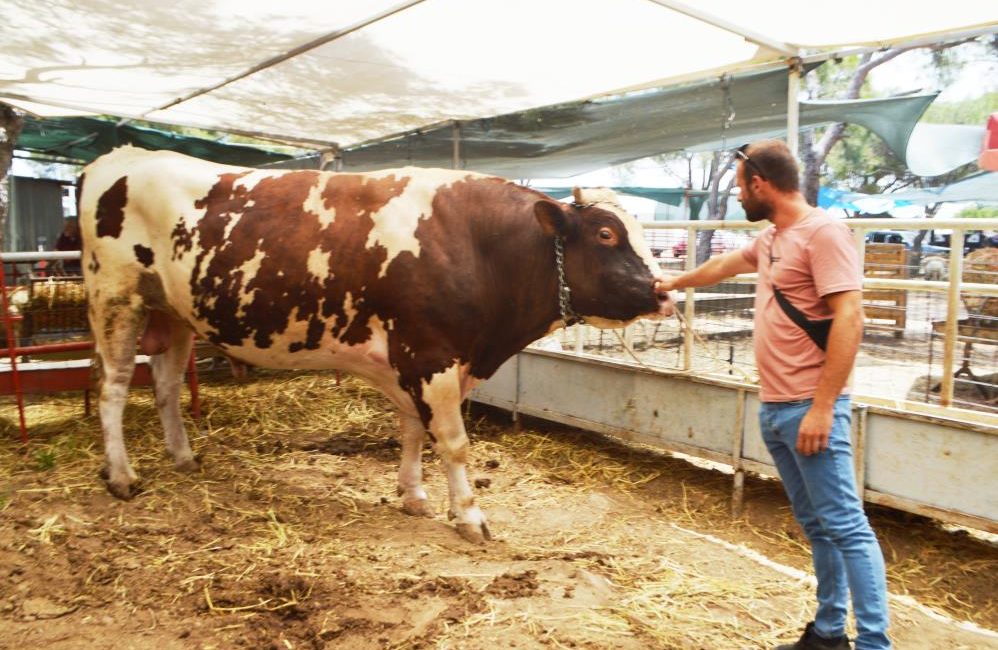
[0, 371, 995, 649]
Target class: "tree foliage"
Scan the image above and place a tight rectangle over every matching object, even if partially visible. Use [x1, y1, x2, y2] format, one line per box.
[957, 205, 998, 219]
[800, 36, 995, 205]
[922, 92, 998, 125]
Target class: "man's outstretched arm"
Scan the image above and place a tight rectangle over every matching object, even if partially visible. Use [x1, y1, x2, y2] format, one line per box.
[660, 249, 755, 291]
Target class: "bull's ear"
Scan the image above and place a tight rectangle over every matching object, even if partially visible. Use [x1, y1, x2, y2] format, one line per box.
[534, 200, 567, 236]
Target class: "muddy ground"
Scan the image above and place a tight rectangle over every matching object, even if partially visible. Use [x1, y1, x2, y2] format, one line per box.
[0, 371, 995, 649]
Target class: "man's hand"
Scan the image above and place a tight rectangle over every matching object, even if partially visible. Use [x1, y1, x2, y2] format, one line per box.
[657, 273, 683, 292]
[797, 405, 833, 455]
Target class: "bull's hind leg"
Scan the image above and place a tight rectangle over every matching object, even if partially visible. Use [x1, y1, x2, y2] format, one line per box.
[91, 298, 144, 499]
[419, 366, 491, 544]
[397, 413, 433, 517]
[147, 313, 199, 473]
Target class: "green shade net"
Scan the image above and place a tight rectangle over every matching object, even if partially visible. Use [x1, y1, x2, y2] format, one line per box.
[16, 116, 293, 167]
[338, 66, 938, 179]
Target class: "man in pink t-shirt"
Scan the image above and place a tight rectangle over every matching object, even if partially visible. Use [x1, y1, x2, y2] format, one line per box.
[661, 140, 890, 650]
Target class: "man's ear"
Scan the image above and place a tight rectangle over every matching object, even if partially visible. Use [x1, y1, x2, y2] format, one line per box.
[750, 174, 770, 195]
[534, 199, 568, 236]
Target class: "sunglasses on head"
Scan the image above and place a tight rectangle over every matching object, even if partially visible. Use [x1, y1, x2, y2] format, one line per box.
[733, 144, 767, 181]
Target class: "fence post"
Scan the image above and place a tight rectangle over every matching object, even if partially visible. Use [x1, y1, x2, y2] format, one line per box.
[683, 226, 696, 371]
[730, 388, 747, 518]
[940, 230, 965, 407]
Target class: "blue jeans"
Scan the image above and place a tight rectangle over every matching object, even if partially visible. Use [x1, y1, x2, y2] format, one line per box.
[760, 396, 891, 650]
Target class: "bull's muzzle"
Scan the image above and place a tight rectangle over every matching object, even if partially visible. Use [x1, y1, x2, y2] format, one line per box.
[653, 279, 676, 318]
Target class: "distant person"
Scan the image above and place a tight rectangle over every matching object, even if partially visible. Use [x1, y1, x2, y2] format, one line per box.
[55, 218, 82, 275]
[660, 140, 891, 649]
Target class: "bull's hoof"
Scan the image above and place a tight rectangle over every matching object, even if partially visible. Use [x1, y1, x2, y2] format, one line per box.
[455, 521, 492, 545]
[175, 455, 203, 474]
[401, 498, 435, 517]
[105, 478, 141, 500]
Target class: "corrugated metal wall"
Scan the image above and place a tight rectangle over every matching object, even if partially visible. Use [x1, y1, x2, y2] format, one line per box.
[5, 176, 67, 252]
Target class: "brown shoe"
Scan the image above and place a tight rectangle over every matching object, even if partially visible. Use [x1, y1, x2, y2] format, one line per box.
[775, 622, 851, 650]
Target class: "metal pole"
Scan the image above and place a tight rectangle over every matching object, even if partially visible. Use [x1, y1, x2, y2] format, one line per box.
[853, 404, 868, 502]
[134, 0, 428, 118]
[683, 226, 696, 371]
[452, 120, 461, 169]
[939, 230, 965, 407]
[186, 336, 201, 420]
[851, 226, 866, 391]
[0, 340, 91, 357]
[0, 259, 28, 442]
[786, 58, 802, 157]
[512, 353, 522, 432]
[730, 389, 747, 518]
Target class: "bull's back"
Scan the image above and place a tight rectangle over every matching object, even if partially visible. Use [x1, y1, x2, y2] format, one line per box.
[79, 147, 499, 367]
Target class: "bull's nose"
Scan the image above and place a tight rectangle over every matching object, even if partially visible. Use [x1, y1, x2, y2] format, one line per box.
[653, 279, 676, 317]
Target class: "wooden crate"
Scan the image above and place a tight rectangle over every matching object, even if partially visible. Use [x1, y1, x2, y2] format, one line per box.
[863, 243, 908, 336]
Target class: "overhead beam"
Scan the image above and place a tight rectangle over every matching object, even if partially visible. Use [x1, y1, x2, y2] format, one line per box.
[644, 0, 799, 57]
[141, 0, 428, 116]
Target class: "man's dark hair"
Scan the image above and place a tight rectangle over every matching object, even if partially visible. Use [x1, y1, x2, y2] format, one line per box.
[742, 139, 800, 193]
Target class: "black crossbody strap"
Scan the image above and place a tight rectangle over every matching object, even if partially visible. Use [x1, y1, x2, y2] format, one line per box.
[772, 286, 832, 351]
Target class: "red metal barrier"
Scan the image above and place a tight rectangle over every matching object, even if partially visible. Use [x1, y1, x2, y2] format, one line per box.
[0, 260, 28, 442]
[0, 256, 200, 441]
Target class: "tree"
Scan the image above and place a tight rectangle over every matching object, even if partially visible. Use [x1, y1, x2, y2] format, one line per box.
[957, 205, 998, 219]
[696, 151, 738, 264]
[800, 36, 995, 205]
[0, 103, 25, 247]
[639, 150, 739, 264]
[802, 37, 996, 265]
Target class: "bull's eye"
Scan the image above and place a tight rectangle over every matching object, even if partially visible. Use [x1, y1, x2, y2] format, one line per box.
[598, 227, 617, 245]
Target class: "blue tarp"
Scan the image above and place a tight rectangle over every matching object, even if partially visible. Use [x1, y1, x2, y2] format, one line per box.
[819, 172, 998, 210]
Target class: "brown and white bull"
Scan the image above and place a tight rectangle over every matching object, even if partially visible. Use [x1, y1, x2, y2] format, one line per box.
[78, 146, 673, 543]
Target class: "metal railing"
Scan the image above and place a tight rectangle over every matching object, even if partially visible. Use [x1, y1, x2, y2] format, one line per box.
[547, 217, 998, 423]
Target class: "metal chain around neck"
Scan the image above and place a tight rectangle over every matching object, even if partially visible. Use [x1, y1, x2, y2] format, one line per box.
[555, 236, 584, 326]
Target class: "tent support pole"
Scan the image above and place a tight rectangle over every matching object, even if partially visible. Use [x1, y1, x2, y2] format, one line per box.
[786, 58, 802, 157]
[645, 0, 796, 56]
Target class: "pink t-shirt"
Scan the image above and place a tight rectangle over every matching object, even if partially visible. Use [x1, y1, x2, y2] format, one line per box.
[740, 212, 861, 402]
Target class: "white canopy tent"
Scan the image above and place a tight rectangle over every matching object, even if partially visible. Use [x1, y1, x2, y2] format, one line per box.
[1, 0, 995, 154]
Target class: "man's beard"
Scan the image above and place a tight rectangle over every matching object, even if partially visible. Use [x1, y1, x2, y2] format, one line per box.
[741, 194, 773, 223]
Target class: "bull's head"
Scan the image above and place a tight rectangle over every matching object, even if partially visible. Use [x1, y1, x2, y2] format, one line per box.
[534, 187, 674, 328]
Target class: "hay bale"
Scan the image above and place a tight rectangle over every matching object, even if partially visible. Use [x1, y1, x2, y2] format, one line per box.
[27, 278, 89, 334]
[963, 248, 998, 318]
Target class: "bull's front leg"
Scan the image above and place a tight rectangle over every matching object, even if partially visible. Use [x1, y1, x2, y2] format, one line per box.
[419, 368, 491, 544]
[396, 414, 433, 517]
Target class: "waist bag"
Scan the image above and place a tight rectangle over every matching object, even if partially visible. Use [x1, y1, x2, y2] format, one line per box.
[772, 286, 832, 351]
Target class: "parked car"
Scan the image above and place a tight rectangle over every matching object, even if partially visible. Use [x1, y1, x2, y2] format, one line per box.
[672, 231, 751, 258]
[864, 230, 949, 255]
